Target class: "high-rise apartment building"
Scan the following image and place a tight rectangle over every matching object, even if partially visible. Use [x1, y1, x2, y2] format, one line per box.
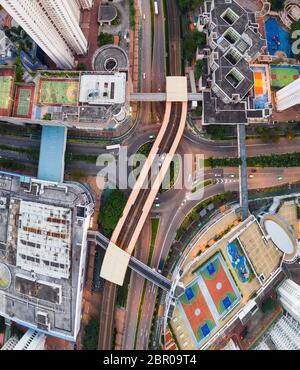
[0, 0, 94, 69]
[75, 0, 94, 9]
[277, 278, 300, 322]
[276, 78, 300, 111]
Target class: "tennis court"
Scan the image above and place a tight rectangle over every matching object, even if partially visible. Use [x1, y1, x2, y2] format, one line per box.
[0, 73, 13, 116]
[13, 85, 35, 118]
[270, 65, 300, 88]
[37, 79, 79, 106]
[179, 282, 216, 345]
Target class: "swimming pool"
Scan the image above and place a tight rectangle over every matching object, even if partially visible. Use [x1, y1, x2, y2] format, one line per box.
[265, 17, 293, 58]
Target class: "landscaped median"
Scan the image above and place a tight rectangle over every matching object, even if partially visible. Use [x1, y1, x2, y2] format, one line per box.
[206, 152, 300, 168]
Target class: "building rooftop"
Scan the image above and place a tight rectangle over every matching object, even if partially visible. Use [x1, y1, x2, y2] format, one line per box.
[98, 4, 118, 23]
[0, 173, 94, 341]
[79, 72, 126, 105]
[167, 209, 283, 350]
[200, 0, 268, 124]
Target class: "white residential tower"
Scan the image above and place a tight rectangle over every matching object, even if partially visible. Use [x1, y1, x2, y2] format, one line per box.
[0, 0, 94, 69]
[276, 78, 300, 111]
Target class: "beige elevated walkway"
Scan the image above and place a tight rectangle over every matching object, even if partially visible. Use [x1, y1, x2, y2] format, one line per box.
[100, 77, 188, 286]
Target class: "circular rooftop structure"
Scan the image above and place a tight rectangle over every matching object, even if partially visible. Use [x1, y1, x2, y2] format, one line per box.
[261, 214, 298, 261]
[93, 45, 128, 72]
[0, 263, 11, 290]
[264, 220, 294, 254]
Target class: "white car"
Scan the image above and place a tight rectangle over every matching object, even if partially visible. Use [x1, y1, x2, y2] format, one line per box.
[143, 14, 146, 20]
[143, 73, 146, 79]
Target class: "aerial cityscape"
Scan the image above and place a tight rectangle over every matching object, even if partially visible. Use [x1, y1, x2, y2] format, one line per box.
[0, 0, 300, 355]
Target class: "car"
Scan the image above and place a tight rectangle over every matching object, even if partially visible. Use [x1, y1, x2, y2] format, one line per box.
[154, 203, 160, 208]
[149, 134, 155, 139]
[248, 174, 254, 178]
[228, 174, 235, 178]
[143, 14, 146, 20]
[277, 176, 283, 181]
[251, 169, 257, 173]
[143, 73, 146, 79]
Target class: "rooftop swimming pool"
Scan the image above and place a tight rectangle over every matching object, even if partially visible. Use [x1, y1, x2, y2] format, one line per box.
[265, 17, 293, 58]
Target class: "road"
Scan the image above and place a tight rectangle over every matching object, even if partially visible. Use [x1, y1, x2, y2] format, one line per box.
[134, 0, 182, 349]
[151, 0, 166, 121]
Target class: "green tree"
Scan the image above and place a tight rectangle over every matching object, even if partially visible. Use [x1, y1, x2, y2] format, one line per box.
[270, 0, 285, 11]
[97, 32, 114, 46]
[194, 59, 203, 80]
[195, 103, 202, 117]
[77, 63, 87, 71]
[98, 189, 127, 236]
[178, 0, 204, 12]
[82, 316, 99, 350]
[183, 30, 206, 63]
[261, 298, 276, 313]
[255, 126, 280, 143]
[42, 113, 52, 120]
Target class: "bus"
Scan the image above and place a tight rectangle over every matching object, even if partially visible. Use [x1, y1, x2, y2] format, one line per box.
[154, 1, 158, 15]
[106, 144, 120, 151]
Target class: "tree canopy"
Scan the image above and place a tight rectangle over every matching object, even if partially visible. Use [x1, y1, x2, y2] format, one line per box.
[98, 189, 127, 237]
[82, 316, 99, 350]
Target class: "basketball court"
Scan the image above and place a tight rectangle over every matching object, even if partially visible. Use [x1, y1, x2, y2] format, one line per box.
[271, 66, 300, 88]
[37, 78, 79, 106]
[177, 253, 241, 348]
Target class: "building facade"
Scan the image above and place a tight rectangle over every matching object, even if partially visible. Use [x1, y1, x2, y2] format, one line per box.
[0, 0, 91, 68]
[76, 0, 94, 9]
[276, 78, 300, 112]
[1, 329, 46, 350]
[277, 278, 300, 322]
[0, 174, 95, 342]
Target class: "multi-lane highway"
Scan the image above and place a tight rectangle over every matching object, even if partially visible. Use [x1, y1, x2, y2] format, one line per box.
[98, 0, 185, 350]
[134, 0, 183, 349]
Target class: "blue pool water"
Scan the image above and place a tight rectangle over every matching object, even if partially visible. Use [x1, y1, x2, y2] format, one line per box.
[226, 242, 250, 283]
[265, 17, 293, 58]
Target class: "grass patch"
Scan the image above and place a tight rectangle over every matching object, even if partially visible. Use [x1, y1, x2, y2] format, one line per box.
[134, 280, 147, 349]
[148, 218, 160, 265]
[116, 269, 131, 308]
[191, 179, 212, 193]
